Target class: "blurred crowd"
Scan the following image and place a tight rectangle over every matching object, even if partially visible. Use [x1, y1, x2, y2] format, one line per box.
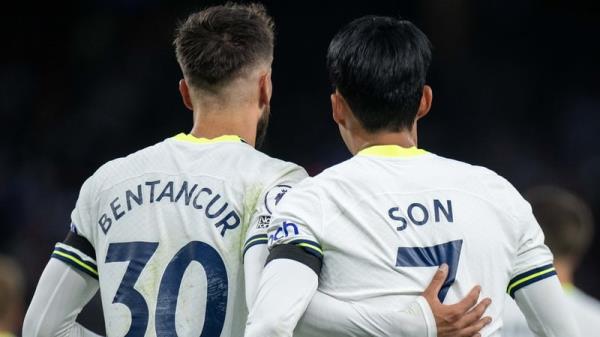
[1, 0, 599, 334]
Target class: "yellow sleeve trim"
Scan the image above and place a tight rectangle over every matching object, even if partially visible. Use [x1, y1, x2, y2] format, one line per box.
[53, 250, 99, 276]
[297, 242, 323, 255]
[507, 266, 555, 295]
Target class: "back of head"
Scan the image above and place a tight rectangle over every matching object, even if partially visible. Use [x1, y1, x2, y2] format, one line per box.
[327, 16, 432, 132]
[174, 3, 274, 94]
[526, 186, 594, 264]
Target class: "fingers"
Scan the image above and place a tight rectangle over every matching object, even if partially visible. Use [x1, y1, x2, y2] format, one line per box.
[456, 298, 492, 329]
[423, 264, 448, 299]
[449, 285, 481, 313]
[460, 316, 492, 337]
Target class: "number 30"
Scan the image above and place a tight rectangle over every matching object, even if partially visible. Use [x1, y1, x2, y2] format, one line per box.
[105, 241, 228, 336]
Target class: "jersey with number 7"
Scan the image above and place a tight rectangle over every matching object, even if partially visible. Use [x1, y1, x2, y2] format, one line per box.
[268, 145, 555, 336]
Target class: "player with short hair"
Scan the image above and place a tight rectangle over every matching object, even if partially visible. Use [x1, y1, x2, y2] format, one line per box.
[503, 186, 600, 336]
[245, 15, 580, 337]
[24, 4, 301, 336]
[23, 4, 489, 337]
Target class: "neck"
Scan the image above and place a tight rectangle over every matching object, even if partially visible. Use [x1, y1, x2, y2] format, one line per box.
[189, 101, 258, 147]
[554, 259, 575, 286]
[352, 129, 418, 155]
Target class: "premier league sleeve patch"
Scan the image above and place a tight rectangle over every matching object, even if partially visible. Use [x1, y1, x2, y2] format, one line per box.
[264, 184, 291, 214]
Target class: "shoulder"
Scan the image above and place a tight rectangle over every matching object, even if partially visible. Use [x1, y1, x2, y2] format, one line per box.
[242, 149, 308, 186]
[430, 153, 506, 181]
[431, 153, 524, 202]
[79, 139, 170, 200]
[285, 159, 355, 200]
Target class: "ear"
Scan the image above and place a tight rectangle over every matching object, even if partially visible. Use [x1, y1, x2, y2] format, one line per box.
[416, 85, 433, 120]
[179, 79, 194, 111]
[331, 91, 348, 128]
[259, 71, 272, 109]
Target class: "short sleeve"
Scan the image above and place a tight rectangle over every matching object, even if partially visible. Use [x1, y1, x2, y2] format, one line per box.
[507, 190, 555, 298]
[51, 176, 99, 279]
[267, 178, 325, 260]
[242, 166, 308, 258]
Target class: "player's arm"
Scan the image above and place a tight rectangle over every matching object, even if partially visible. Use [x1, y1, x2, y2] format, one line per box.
[505, 183, 580, 336]
[247, 245, 492, 337]
[511, 276, 579, 337]
[245, 244, 320, 337]
[24, 176, 103, 337]
[507, 235, 580, 336]
[244, 180, 327, 337]
[300, 265, 493, 337]
[242, 166, 308, 309]
[23, 258, 101, 337]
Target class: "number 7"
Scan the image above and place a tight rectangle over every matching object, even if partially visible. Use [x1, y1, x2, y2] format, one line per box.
[396, 240, 463, 302]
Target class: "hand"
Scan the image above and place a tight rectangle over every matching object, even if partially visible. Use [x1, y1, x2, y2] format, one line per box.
[423, 264, 492, 337]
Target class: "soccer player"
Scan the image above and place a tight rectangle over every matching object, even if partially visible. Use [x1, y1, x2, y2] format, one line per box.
[245, 16, 581, 337]
[503, 186, 600, 336]
[22, 4, 490, 337]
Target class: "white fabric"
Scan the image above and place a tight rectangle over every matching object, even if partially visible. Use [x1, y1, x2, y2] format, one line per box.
[64, 135, 307, 336]
[503, 281, 592, 336]
[268, 147, 557, 336]
[23, 259, 102, 337]
[415, 296, 437, 337]
[245, 259, 318, 337]
[245, 258, 433, 337]
[243, 244, 269, 308]
[297, 294, 434, 337]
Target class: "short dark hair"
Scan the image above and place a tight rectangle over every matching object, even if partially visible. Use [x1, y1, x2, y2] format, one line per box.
[174, 3, 274, 91]
[327, 16, 432, 132]
[526, 186, 594, 262]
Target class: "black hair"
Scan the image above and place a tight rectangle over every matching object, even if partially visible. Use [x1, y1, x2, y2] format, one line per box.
[174, 3, 274, 92]
[327, 16, 432, 132]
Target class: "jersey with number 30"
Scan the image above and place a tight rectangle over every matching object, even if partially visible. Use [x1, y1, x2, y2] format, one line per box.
[50, 133, 307, 337]
[268, 145, 554, 337]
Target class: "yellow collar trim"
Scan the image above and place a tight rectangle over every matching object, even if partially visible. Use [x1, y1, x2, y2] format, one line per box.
[562, 282, 575, 294]
[173, 133, 244, 144]
[357, 145, 427, 158]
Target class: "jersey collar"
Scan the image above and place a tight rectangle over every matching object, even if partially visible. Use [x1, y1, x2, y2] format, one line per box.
[173, 133, 246, 144]
[357, 144, 427, 158]
[562, 282, 575, 294]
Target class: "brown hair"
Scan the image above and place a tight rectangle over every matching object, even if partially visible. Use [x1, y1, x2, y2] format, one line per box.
[174, 3, 274, 92]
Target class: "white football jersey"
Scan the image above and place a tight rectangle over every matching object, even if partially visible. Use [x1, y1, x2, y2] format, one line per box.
[50, 133, 307, 337]
[503, 285, 600, 336]
[269, 145, 555, 337]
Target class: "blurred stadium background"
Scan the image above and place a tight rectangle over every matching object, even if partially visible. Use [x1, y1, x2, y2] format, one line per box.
[1, 0, 599, 334]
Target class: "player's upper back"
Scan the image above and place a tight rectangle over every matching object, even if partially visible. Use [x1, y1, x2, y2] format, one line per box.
[63, 133, 306, 336]
[78, 134, 303, 250]
[270, 145, 553, 336]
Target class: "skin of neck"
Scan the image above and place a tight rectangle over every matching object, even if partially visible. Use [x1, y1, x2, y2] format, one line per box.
[331, 85, 433, 155]
[554, 258, 575, 286]
[178, 63, 272, 148]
